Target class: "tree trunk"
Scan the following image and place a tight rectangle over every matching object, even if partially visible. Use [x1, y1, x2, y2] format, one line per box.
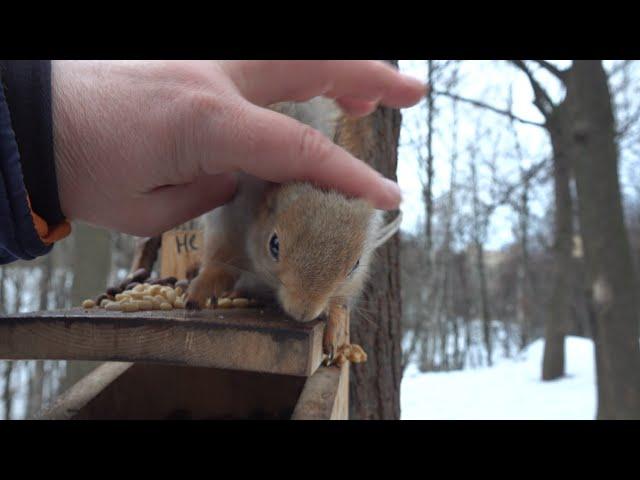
[71, 223, 111, 306]
[335, 64, 403, 419]
[476, 241, 492, 366]
[542, 103, 573, 381]
[517, 171, 534, 353]
[470, 161, 492, 366]
[568, 60, 640, 419]
[2, 361, 13, 420]
[0, 267, 5, 314]
[27, 256, 53, 417]
[455, 253, 473, 368]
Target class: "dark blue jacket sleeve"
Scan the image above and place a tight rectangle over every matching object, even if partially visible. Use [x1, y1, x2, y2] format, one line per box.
[0, 60, 64, 265]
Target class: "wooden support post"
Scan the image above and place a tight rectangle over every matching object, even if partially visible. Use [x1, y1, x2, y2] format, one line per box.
[293, 307, 351, 420]
[36, 362, 134, 420]
[291, 364, 348, 420]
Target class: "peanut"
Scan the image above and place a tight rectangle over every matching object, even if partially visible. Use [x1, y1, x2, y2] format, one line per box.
[347, 344, 367, 363]
[82, 299, 95, 309]
[151, 296, 164, 309]
[105, 302, 122, 311]
[163, 289, 177, 304]
[137, 300, 153, 311]
[333, 353, 347, 367]
[217, 298, 232, 309]
[121, 302, 139, 313]
[232, 298, 249, 308]
[159, 302, 173, 311]
[148, 285, 162, 296]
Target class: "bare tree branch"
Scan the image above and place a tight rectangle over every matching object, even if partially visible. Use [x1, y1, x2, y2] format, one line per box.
[485, 157, 551, 217]
[532, 60, 567, 82]
[510, 60, 556, 118]
[433, 89, 545, 127]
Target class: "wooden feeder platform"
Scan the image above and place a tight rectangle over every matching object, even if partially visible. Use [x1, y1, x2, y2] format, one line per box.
[0, 306, 348, 420]
[0, 234, 351, 420]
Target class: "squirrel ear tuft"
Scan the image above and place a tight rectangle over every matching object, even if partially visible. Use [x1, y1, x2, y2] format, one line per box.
[263, 183, 280, 215]
[374, 211, 403, 249]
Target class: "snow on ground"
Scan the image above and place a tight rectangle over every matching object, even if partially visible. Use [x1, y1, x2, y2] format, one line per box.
[401, 336, 597, 420]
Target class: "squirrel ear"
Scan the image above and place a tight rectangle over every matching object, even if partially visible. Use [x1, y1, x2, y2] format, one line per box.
[263, 183, 280, 215]
[374, 211, 403, 249]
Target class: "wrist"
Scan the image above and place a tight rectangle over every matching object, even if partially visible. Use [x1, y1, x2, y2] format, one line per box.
[2, 60, 67, 227]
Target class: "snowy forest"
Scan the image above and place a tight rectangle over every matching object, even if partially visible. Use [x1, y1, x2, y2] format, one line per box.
[1, 60, 640, 419]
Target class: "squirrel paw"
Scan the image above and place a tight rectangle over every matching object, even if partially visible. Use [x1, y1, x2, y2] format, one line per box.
[322, 344, 367, 367]
[186, 266, 236, 311]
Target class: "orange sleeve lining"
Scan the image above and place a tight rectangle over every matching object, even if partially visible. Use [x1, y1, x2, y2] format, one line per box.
[26, 195, 71, 245]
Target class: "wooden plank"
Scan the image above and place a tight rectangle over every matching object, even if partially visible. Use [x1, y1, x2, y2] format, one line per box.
[294, 305, 351, 419]
[63, 363, 306, 420]
[36, 362, 133, 420]
[291, 364, 348, 420]
[0, 308, 325, 377]
[293, 301, 350, 420]
[160, 230, 203, 279]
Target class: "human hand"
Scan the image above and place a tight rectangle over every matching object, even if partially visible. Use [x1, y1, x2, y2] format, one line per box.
[53, 60, 425, 236]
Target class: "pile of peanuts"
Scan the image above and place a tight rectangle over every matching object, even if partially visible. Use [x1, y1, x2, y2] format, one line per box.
[80, 267, 257, 312]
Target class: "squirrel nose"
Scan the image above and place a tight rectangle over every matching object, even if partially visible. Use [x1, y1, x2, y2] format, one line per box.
[278, 289, 325, 322]
[288, 304, 323, 323]
[300, 305, 325, 322]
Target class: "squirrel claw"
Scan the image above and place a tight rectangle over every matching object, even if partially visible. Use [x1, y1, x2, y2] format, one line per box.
[323, 344, 335, 364]
[185, 299, 202, 311]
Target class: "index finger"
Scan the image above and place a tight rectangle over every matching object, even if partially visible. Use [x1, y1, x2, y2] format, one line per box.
[212, 103, 402, 210]
[219, 60, 426, 109]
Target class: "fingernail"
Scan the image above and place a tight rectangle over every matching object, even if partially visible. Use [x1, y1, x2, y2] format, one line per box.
[401, 74, 428, 93]
[383, 178, 402, 208]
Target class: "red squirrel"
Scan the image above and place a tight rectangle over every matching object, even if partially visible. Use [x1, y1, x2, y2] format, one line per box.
[186, 98, 401, 359]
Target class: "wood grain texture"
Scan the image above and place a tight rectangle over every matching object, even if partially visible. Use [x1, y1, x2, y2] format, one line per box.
[36, 362, 134, 420]
[160, 230, 203, 279]
[291, 364, 348, 420]
[57, 363, 306, 420]
[0, 308, 325, 377]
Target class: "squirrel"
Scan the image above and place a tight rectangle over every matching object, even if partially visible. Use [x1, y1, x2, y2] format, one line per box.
[185, 97, 402, 360]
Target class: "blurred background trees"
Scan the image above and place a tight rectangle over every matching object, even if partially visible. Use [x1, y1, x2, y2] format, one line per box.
[1, 60, 639, 419]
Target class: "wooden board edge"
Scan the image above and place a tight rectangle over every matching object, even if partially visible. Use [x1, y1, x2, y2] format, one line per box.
[35, 362, 134, 420]
[290, 363, 349, 420]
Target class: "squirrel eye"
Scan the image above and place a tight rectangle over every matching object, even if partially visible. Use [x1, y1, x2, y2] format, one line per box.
[269, 233, 279, 261]
[348, 259, 360, 277]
